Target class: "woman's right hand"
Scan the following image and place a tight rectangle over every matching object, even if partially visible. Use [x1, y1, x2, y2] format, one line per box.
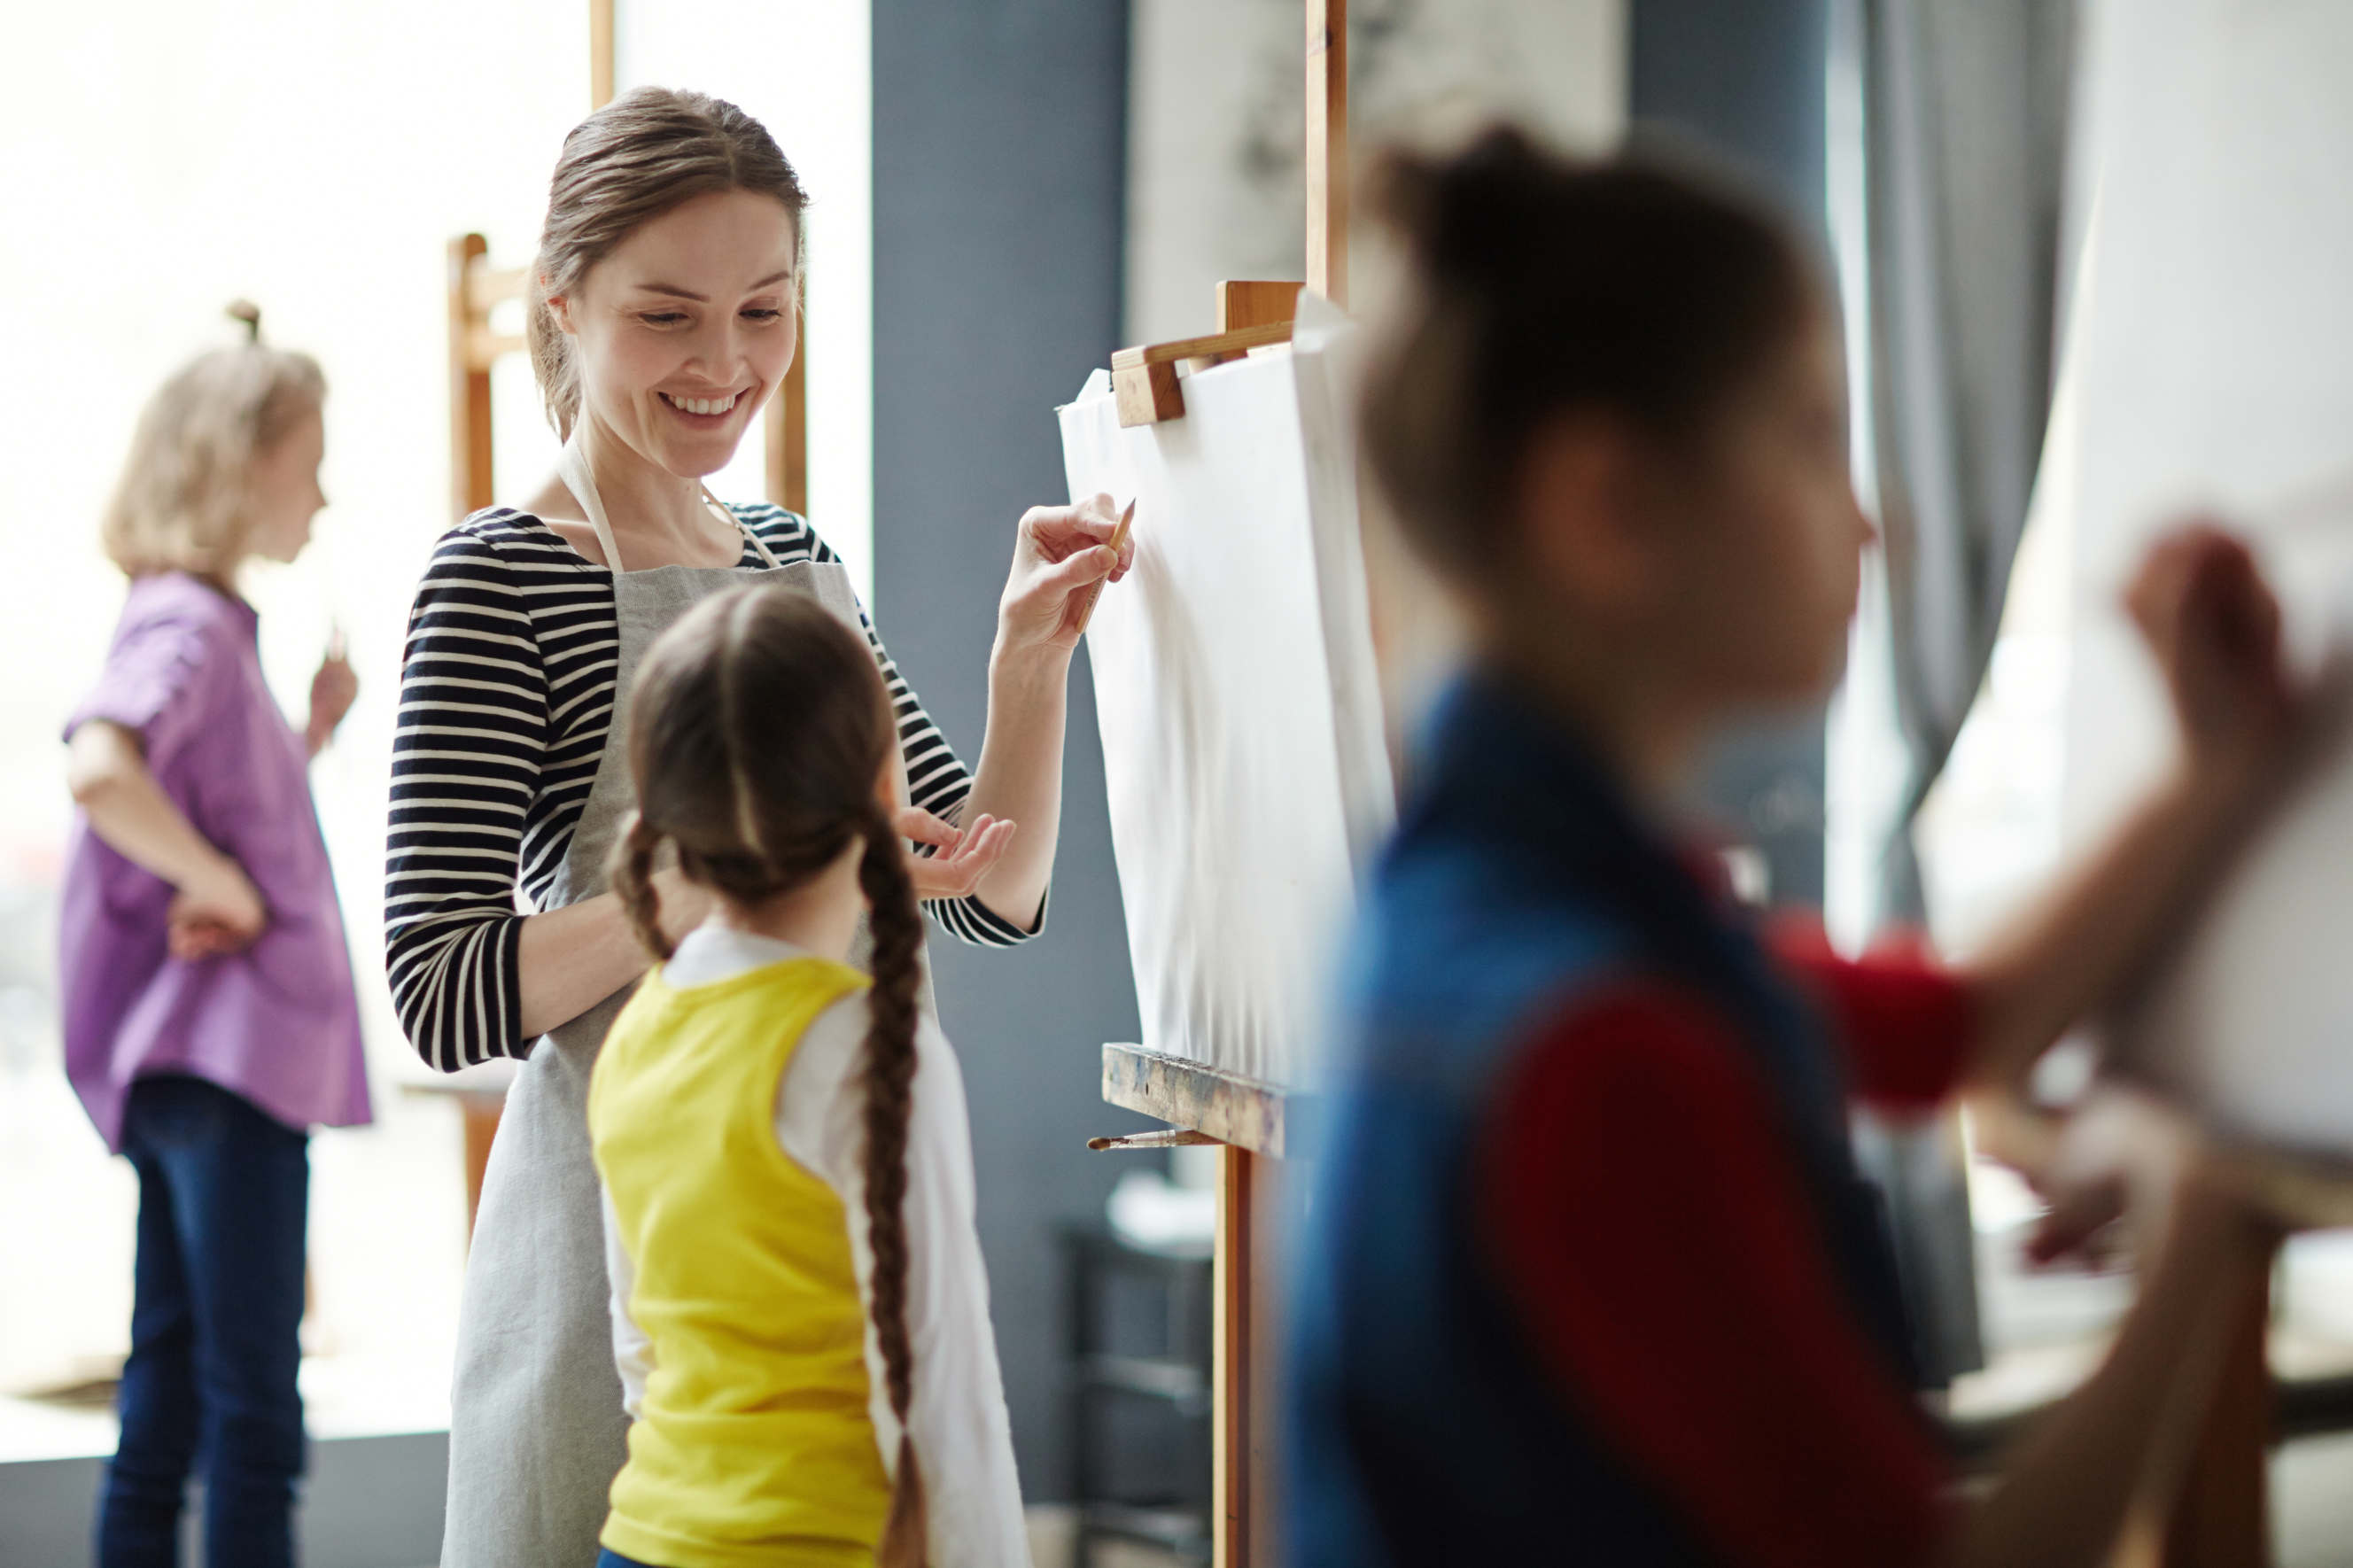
[167, 856, 268, 961]
[2127, 524, 2298, 788]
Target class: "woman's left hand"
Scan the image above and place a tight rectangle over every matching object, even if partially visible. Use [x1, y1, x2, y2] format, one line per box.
[896, 807, 1018, 903]
[995, 493, 1135, 660]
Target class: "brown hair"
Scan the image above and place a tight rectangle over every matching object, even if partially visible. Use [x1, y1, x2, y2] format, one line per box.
[102, 302, 324, 581]
[1361, 125, 1817, 584]
[607, 585, 929, 1566]
[529, 86, 809, 439]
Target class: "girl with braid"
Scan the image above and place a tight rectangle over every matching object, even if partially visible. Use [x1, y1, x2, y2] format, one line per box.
[586, 582, 1025, 1568]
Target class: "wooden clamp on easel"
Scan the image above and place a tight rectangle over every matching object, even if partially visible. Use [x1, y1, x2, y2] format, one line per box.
[421, 0, 813, 1240]
[1091, 8, 1348, 1566]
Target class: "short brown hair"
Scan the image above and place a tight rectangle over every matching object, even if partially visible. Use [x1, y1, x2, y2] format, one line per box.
[102, 303, 323, 580]
[529, 87, 810, 439]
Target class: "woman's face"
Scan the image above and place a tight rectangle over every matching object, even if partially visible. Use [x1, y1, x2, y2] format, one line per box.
[557, 189, 799, 480]
[1511, 307, 1872, 723]
[245, 406, 327, 565]
[1654, 309, 1874, 708]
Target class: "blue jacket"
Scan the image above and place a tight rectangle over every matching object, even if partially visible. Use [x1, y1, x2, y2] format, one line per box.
[1285, 673, 1914, 1565]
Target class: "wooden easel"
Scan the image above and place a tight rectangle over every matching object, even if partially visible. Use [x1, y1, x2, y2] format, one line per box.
[2114, 1153, 2353, 1566]
[1096, 8, 1348, 1565]
[423, 0, 812, 1234]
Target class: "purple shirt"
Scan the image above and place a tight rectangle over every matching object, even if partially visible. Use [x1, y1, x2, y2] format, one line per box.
[59, 571, 372, 1150]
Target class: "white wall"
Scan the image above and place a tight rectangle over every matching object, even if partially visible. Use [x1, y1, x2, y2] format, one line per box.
[1123, 0, 1627, 346]
[0, 0, 580, 1421]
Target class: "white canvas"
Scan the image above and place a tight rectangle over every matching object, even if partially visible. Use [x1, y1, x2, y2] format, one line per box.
[1060, 295, 1393, 1088]
[2046, 0, 2353, 1154]
[2126, 609, 2353, 1157]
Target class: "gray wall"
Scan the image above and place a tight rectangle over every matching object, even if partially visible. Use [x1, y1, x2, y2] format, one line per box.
[871, 0, 1155, 1502]
[1630, 0, 1834, 906]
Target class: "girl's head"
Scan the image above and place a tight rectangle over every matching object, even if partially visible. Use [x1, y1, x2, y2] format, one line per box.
[606, 585, 929, 1564]
[530, 87, 807, 479]
[103, 303, 327, 583]
[1362, 128, 1869, 722]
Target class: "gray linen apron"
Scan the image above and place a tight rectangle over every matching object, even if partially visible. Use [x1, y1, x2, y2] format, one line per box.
[439, 439, 887, 1568]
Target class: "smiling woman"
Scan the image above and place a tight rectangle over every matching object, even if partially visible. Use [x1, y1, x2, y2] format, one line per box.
[532, 186, 804, 571]
[388, 87, 1130, 1568]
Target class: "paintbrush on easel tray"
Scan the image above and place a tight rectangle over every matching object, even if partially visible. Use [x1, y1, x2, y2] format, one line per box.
[1076, 498, 1136, 635]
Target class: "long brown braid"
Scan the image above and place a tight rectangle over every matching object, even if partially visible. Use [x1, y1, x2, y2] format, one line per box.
[606, 584, 930, 1565]
[856, 798, 929, 1565]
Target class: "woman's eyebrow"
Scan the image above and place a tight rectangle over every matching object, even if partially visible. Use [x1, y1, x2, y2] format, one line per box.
[629, 269, 795, 302]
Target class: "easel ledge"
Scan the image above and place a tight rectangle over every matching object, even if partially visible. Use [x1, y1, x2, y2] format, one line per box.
[1101, 1044, 1295, 1159]
[1111, 318, 1298, 428]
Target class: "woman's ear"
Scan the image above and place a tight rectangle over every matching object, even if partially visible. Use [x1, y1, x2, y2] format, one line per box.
[545, 282, 575, 336]
[1517, 413, 1660, 617]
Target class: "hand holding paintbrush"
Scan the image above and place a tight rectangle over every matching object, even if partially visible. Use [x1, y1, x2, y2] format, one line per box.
[994, 493, 1136, 658]
[1076, 498, 1137, 635]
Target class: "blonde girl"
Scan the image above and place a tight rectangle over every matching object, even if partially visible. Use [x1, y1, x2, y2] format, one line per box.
[589, 583, 1024, 1568]
[63, 303, 370, 1568]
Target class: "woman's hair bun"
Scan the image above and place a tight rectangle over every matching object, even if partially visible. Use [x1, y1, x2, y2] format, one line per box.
[224, 299, 263, 344]
[1376, 125, 1553, 286]
[1358, 120, 1815, 588]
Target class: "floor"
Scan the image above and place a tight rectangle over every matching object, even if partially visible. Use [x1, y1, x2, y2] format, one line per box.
[14, 1139, 2353, 1564]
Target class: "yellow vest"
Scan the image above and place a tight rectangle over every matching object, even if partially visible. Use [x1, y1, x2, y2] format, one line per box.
[587, 955, 890, 1568]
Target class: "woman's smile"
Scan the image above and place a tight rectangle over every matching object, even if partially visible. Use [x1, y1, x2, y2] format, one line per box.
[657, 387, 749, 423]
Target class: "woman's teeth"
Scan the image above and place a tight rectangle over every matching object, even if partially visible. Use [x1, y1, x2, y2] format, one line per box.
[662, 392, 740, 416]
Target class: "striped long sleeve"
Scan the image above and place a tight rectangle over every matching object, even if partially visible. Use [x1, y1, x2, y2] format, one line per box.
[385, 505, 1039, 1073]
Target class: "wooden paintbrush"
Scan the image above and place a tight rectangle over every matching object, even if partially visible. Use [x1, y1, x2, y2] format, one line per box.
[1076, 498, 1137, 636]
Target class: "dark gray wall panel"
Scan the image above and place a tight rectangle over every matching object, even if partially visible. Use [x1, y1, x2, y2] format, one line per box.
[872, 0, 1155, 1501]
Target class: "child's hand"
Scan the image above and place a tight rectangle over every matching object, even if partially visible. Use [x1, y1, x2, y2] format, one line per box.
[2127, 524, 2295, 786]
[167, 857, 268, 962]
[2022, 1083, 2216, 1267]
[895, 807, 1017, 902]
[306, 627, 358, 753]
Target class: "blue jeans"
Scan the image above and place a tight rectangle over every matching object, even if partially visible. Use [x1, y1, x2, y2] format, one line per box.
[596, 1550, 657, 1567]
[97, 1074, 309, 1568]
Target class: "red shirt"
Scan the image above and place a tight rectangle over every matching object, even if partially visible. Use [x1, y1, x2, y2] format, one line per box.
[1473, 922, 1972, 1568]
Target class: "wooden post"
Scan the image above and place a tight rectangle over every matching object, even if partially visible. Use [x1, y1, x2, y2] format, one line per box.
[1217, 281, 1305, 333]
[1215, 1144, 1256, 1568]
[767, 268, 809, 514]
[2158, 1250, 2277, 1567]
[2108, 1238, 2279, 1568]
[589, 0, 616, 109]
[448, 234, 495, 521]
[1306, 0, 1347, 307]
[1205, 279, 1303, 1568]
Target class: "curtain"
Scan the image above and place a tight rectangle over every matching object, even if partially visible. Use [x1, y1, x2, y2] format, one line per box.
[1857, 0, 2079, 1385]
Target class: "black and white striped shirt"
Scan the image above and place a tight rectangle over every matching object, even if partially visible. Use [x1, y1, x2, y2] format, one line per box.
[385, 502, 1036, 1073]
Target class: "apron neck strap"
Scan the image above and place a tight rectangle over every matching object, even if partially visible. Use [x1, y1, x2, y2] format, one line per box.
[556, 431, 782, 572]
